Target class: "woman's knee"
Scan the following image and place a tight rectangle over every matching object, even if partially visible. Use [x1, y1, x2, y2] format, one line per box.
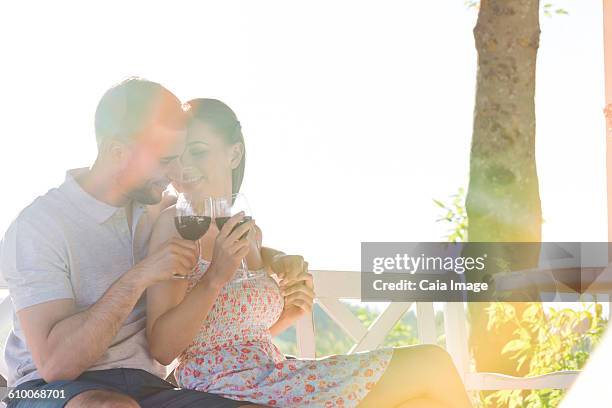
[395, 344, 451, 361]
[423, 344, 454, 363]
[66, 389, 140, 408]
[393, 344, 456, 374]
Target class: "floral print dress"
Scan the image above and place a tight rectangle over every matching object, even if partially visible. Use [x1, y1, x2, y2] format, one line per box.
[174, 259, 393, 407]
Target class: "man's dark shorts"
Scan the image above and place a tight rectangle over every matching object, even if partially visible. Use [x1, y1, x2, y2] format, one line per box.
[3, 368, 246, 408]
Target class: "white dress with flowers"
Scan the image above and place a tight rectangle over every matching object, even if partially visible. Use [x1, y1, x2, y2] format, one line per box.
[174, 259, 393, 407]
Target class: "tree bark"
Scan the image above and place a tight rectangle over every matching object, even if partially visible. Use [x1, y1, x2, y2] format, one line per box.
[466, 0, 542, 386]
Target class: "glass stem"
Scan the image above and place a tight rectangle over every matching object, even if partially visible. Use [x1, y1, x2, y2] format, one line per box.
[241, 258, 249, 276]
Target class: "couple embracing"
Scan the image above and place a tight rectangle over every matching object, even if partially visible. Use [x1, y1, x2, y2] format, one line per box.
[0, 78, 472, 408]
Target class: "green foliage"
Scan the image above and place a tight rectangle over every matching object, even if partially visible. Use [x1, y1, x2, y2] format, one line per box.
[543, 3, 569, 18]
[481, 302, 607, 407]
[434, 187, 468, 243]
[465, 0, 479, 10]
[464, 1, 570, 18]
[435, 188, 608, 407]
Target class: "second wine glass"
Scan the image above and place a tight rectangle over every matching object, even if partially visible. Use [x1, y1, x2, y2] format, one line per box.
[212, 193, 264, 281]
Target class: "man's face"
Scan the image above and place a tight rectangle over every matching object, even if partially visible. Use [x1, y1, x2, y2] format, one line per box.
[121, 124, 186, 205]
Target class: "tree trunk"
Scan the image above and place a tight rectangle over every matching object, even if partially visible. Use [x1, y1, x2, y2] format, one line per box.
[466, 0, 542, 387]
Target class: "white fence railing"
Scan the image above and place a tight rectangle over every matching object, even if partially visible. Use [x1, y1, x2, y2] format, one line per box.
[295, 270, 586, 391]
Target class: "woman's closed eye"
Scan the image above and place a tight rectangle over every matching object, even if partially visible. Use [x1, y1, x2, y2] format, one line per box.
[189, 148, 208, 158]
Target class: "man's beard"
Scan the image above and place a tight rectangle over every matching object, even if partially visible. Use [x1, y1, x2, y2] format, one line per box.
[127, 179, 169, 205]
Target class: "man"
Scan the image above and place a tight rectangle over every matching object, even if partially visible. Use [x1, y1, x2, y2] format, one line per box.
[0, 78, 310, 408]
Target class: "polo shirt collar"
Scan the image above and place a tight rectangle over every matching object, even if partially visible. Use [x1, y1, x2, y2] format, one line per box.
[60, 168, 126, 224]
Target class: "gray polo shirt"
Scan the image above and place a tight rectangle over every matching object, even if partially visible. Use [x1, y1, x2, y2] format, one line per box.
[0, 168, 166, 387]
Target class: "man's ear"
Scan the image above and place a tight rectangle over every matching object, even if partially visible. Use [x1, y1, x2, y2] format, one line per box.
[100, 139, 133, 180]
[229, 142, 244, 169]
[105, 139, 129, 165]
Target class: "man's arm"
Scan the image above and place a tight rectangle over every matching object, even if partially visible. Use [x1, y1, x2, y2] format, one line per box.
[14, 234, 197, 383]
[19, 268, 146, 382]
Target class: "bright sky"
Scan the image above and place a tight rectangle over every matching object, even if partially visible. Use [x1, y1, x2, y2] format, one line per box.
[0, 0, 607, 272]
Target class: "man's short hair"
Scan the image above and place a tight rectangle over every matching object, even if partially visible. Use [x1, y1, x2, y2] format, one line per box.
[94, 77, 184, 148]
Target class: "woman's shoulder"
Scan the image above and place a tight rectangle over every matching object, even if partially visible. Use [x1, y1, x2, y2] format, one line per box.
[158, 204, 177, 221]
[152, 204, 179, 237]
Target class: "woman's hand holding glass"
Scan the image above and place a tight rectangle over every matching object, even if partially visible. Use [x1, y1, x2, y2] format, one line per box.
[211, 193, 264, 280]
[205, 212, 255, 289]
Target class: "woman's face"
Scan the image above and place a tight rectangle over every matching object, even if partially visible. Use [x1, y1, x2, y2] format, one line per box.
[170, 120, 243, 198]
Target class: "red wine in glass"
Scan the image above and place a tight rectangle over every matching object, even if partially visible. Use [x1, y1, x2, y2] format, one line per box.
[175, 215, 212, 241]
[215, 216, 252, 238]
[173, 193, 212, 279]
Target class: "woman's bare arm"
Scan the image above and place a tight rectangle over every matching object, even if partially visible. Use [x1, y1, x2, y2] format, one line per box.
[146, 207, 252, 365]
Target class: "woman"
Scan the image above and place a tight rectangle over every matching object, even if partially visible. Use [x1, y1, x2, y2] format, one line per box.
[146, 98, 473, 408]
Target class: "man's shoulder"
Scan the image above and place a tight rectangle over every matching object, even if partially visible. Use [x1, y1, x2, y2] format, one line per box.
[4, 187, 69, 246]
[16, 188, 67, 226]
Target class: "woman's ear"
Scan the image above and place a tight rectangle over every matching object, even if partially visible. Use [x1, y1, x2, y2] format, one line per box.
[229, 142, 244, 170]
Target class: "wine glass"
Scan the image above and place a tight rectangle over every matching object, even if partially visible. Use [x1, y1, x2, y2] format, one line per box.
[211, 193, 264, 281]
[173, 192, 212, 279]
